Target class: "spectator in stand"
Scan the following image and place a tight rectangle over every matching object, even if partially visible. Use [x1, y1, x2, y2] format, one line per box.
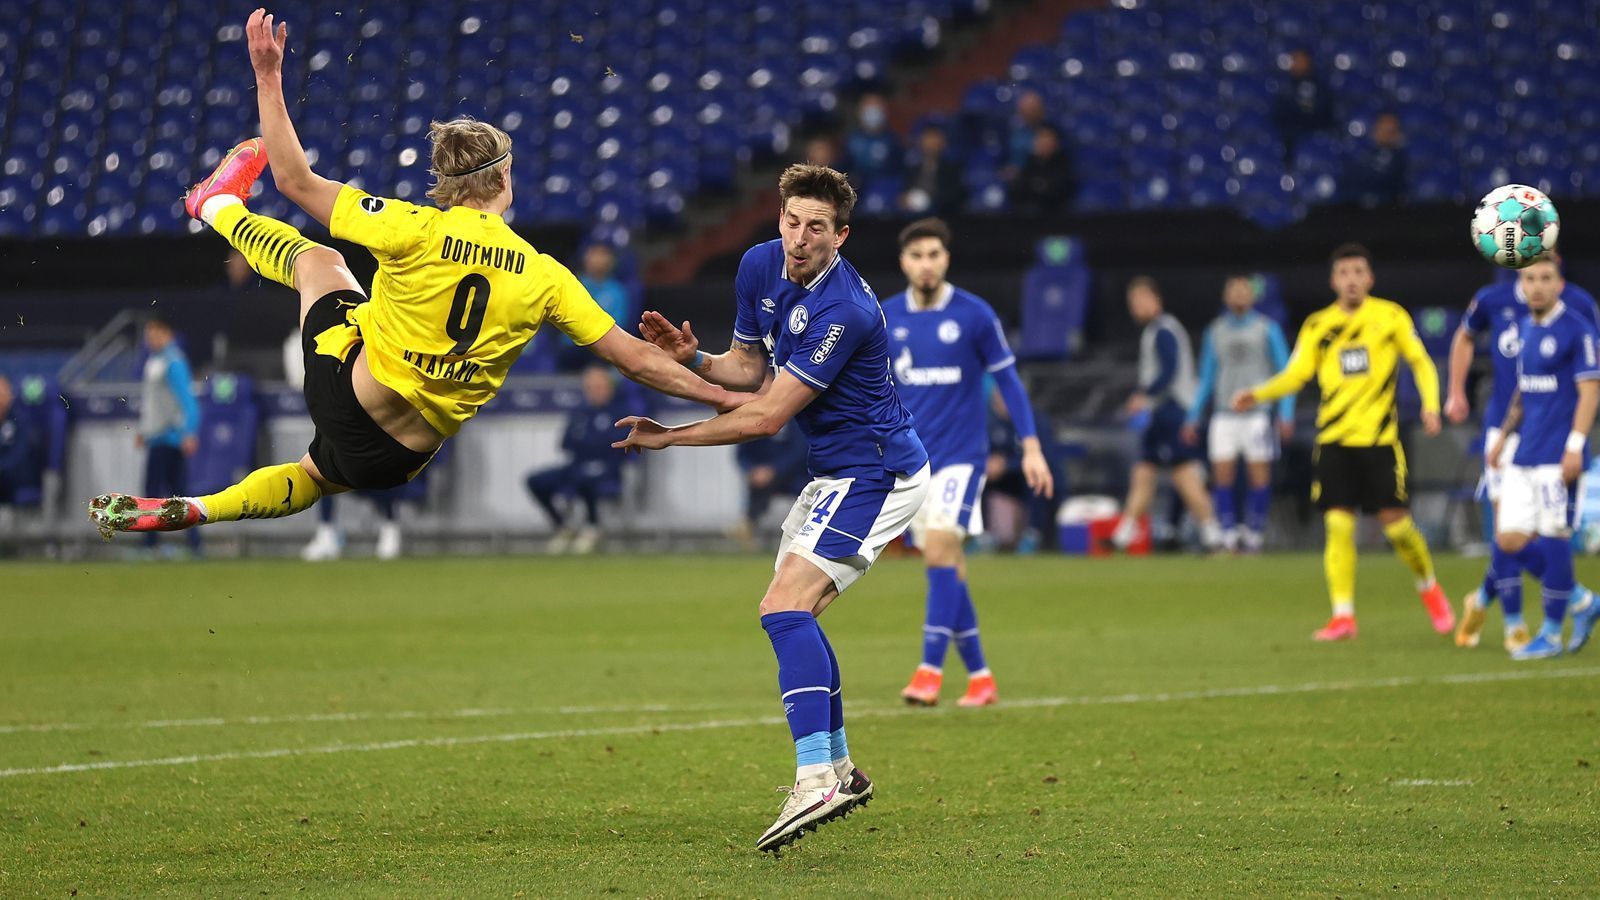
[901, 122, 966, 216]
[1010, 123, 1077, 217]
[844, 92, 902, 189]
[1272, 47, 1336, 161]
[802, 135, 841, 169]
[1340, 111, 1409, 209]
[138, 316, 201, 554]
[525, 365, 631, 555]
[1004, 88, 1049, 179]
[556, 242, 633, 371]
[732, 422, 810, 549]
[0, 374, 41, 507]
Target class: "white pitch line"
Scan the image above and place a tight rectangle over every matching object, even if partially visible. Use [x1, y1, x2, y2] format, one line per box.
[1391, 779, 1473, 787]
[3, 666, 1598, 780]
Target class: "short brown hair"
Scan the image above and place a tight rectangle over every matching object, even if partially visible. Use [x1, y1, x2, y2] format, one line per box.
[1127, 275, 1161, 297]
[898, 217, 951, 250]
[778, 163, 856, 228]
[1329, 242, 1373, 266]
[427, 117, 513, 208]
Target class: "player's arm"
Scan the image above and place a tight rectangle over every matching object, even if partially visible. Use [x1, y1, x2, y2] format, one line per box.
[1235, 319, 1318, 411]
[1395, 312, 1443, 435]
[638, 311, 769, 392]
[1184, 329, 1217, 439]
[246, 10, 342, 226]
[975, 307, 1052, 497]
[612, 371, 817, 451]
[1445, 327, 1477, 424]
[586, 326, 751, 413]
[1566, 329, 1600, 481]
[1488, 390, 1522, 467]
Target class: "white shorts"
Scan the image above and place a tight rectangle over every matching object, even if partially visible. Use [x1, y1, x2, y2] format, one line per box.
[1208, 411, 1276, 464]
[1482, 427, 1520, 503]
[777, 464, 931, 594]
[908, 462, 986, 543]
[1497, 463, 1572, 538]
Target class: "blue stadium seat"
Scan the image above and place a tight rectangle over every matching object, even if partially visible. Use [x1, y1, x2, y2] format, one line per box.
[1016, 236, 1089, 362]
[188, 374, 259, 498]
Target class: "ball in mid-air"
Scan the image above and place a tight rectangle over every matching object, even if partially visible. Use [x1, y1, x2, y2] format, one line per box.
[1471, 184, 1560, 269]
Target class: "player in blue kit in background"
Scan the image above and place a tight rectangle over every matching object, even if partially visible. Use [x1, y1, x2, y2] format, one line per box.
[1182, 275, 1294, 554]
[1447, 254, 1599, 651]
[617, 164, 930, 853]
[1486, 277, 1600, 659]
[880, 218, 1053, 708]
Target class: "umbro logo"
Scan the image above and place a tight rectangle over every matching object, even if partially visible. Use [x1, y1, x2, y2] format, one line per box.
[761, 298, 775, 311]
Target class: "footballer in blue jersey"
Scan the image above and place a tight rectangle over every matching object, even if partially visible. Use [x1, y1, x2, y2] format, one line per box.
[617, 164, 929, 853]
[880, 218, 1053, 709]
[1486, 284, 1600, 659]
[1447, 254, 1600, 651]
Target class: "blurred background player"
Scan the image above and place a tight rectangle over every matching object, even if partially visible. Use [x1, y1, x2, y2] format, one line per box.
[136, 316, 201, 555]
[90, 9, 742, 540]
[1486, 280, 1600, 659]
[1234, 244, 1452, 641]
[882, 218, 1052, 708]
[1111, 277, 1222, 553]
[524, 365, 630, 555]
[1447, 254, 1600, 650]
[1183, 276, 1294, 553]
[621, 164, 929, 853]
[732, 424, 810, 550]
[0, 375, 39, 510]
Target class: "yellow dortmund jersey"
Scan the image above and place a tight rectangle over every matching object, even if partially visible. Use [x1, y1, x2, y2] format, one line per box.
[328, 185, 616, 435]
[1252, 296, 1440, 447]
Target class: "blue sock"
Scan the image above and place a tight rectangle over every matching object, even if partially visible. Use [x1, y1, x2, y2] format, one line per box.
[953, 579, 988, 674]
[817, 626, 848, 766]
[1490, 545, 1524, 622]
[1246, 486, 1271, 533]
[1514, 541, 1547, 580]
[1213, 484, 1237, 531]
[922, 567, 961, 669]
[1539, 536, 1574, 639]
[760, 611, 834, 772]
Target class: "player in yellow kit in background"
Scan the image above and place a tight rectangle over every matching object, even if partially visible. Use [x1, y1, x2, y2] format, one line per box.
[91, 8, 745, 537]
[1232, 243, 1455, 641]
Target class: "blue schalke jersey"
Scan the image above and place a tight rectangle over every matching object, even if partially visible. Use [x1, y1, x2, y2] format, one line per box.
[881, 283, 1017, 468]
[1462, 279, 1599, 431]
[733, 240, 927, 479]
[1513, 301, 1600, 467]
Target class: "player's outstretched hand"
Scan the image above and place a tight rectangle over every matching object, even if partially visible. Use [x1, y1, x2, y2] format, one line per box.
[247, 8, 288, 79]
[1420, 411, 1442, 437]
[1444, 392, 1469, 425]
[612, 416, 676, 453]
[639, 311, 698, 366]
[1229, 389, 1257, 413]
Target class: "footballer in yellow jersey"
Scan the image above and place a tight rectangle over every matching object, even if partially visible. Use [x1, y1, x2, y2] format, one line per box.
[91, 8, 746, 539]
[1233, 244, 1454, 642]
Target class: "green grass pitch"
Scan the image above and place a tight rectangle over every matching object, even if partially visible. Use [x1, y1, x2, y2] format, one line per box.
[3, 553, 1598, 896]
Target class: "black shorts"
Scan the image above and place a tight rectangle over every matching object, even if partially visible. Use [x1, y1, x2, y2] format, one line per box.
[302, 290, 436, 491]
[1312, 443, 1409, 514]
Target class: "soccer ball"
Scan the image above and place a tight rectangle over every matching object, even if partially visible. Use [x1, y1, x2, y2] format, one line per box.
[1471, 184, 1560, 269]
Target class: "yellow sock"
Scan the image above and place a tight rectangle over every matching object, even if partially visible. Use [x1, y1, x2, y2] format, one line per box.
[211, 203, 321, 289]
[1382, 514, 1436, 591]
[197, 462, 322, 523]
[1324, 509, 1357, 616]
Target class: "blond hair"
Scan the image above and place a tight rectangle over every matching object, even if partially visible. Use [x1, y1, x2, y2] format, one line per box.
[426, 117, 513, 207]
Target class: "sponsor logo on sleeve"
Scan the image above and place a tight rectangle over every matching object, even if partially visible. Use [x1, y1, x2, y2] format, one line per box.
[360, 195, 386, 214]
[811, 324, 845, 364]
